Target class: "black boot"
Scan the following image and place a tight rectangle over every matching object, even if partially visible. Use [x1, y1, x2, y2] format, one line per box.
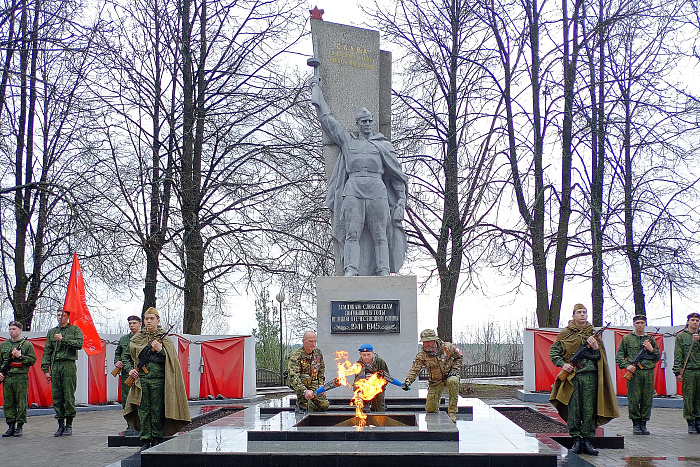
[54, 418, 65, 437]
[13, 423, 23, 437]
[581, 438, 599, 456]
[139, 439, 151, 451]
[640, 420, 650, 435]
[63, 417, 73, 436]
[688, 419, 697, 434]
[569, 437, 582, 454]
[632, 419, 643, 435]
[2, 423, 15, 437]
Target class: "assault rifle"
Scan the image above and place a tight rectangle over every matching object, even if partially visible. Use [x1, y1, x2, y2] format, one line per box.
[557, 322, 610, 382]
[0, 337, 27, 385]
[623, 327, 660, 381]
[124, 324, 174, 387]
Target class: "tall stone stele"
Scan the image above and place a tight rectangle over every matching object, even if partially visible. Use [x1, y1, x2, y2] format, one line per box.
[309, 16, 408, 277]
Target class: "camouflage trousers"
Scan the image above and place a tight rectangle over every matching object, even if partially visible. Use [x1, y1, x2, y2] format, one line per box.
[425, 375, 459, 416]
[2, 373, 29, 424]
[568, 371, 597, 438]
[138, 376, 165, 440]
[294, 387, 329, 412]
[366, 391, 386, 412]
[627, 369, 654, 421]
[682, 369, 700, 420]
[51, 360, 77, 419]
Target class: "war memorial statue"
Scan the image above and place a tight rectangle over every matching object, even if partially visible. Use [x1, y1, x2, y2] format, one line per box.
[310, 76, 408, 276]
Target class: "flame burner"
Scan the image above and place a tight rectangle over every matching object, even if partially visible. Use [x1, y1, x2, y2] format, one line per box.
[294, 413, 415, 428]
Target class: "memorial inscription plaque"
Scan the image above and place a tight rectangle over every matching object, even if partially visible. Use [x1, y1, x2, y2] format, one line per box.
[330, 300, 400, 333]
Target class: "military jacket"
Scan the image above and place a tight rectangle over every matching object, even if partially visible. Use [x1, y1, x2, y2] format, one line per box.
[405, 341, 463, 386]
[41, 324, 84, 372]
[673, 329, 700, 375]
[0, 338, 37, 375]
[615, 332, 660, 371]
[287, 347, 325, 392]
[115, 333, 135, 374]
[354, 354, 389, 382]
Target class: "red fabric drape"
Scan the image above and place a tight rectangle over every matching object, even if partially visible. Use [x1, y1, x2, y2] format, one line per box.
[532, 330, 560, 391]
[27, 337, 53, 406]
[200, 337, 245, 398]
[64, 253, 102, 355]
[174, 335, 191, 398]
[87, 339, 107, 404]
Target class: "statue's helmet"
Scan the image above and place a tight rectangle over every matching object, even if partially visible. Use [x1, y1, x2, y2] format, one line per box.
[355, 107, 373, 122]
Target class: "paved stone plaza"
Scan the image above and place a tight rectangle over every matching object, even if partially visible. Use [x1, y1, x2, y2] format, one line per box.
[2, 393, 700, 466]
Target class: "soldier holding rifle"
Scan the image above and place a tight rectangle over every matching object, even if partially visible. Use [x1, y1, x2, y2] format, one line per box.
[0, 321, 36, 437]
[673, 312, 700, 434]
[113, 315, 142, 432]
[615, 315, 660, 435]
[550, 304, 618, 456]
[41, 309, 83, 437]
[123, 307, 190, 450]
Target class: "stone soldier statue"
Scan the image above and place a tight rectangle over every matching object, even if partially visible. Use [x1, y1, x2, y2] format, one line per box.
[286, 331, 329, 412]
[311, 77, 408, 276]
[0, 320, 37, 437]
[550, 304, 619, 455]
[615, 314, 660, 435]
[41, 309, 83, 437]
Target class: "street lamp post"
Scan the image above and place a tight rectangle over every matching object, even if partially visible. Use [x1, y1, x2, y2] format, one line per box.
[276, 290, 285, 385]
[670, 274, 674, 327]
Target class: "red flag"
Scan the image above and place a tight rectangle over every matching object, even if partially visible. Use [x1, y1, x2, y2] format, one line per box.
[63, 253, 102, 355]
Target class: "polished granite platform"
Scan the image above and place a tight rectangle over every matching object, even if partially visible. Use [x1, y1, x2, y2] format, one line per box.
[140, 396, 560, 467]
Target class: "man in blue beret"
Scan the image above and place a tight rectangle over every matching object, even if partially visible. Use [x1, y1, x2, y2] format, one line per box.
[354, 344, 390, 412]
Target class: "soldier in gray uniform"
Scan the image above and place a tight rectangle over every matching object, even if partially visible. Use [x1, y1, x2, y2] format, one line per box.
[286, 331, 329, 412]
[311, 77, 408, 276]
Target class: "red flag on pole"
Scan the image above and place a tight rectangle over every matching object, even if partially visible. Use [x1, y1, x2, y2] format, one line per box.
[63, 252, 102, 355]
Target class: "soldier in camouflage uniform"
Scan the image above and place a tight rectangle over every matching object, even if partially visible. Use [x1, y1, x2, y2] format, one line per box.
[0, 321, 36, 437]
[353, 344, 390, 412]
[673, 312, 700, 434]
[549, 304, 619, 456]
[286, 331, 329, 412]
[403, 329, 462, 423]
[114, 315, 141, 432]
[615, 315, 660, 435]
[41, 309, 84, 437]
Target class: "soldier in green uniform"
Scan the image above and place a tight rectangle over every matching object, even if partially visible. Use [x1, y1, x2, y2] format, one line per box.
[0, 321, 36, 437]
[403, 329, 462, 423]
[353, 344, 389, 412]
[550, 304, 618, 456]
[41, 309, 84, 437]
[124, 308, 190, 450]
[286, 331, 329, 412]
[673, 312, 700, 434]
[615, 315, 660, 435]
[114, 315, 141, 432]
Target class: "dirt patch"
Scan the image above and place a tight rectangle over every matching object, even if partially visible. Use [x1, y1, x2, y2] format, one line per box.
[495, 407, 568, 433]
[459, 383, 518, 400]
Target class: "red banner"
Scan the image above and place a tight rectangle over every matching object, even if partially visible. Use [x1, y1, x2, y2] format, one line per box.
[175, 335, 191, 398]
[87, 339, 107, 404]
[533, 329, 560, 391]
[64, 253, 102, 355]
[200, 337, 245, 398]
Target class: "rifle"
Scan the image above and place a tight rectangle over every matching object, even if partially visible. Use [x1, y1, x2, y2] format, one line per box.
[0, 337, 27, 385]
[124, 324, 174, 387]
[623, 327, 660, 381]
[557, 322, 610, 382]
